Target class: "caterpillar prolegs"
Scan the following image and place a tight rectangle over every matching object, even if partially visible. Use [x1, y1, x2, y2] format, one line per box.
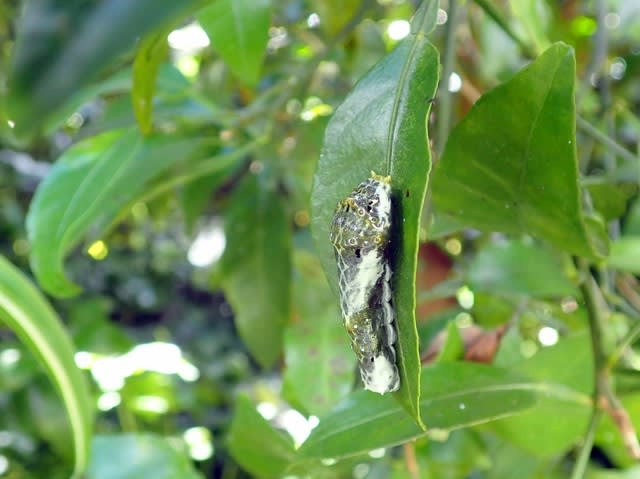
[329, 172, 399, 394]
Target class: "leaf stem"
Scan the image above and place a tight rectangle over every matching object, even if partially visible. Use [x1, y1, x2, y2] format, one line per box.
[572, 261, 607, 479]
[435, 0, 459, 156]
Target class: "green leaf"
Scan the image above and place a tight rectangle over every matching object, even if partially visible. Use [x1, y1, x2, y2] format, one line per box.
[220, 173, 291, 368]
[436, 321, 464, 362]
[298, 362, 536, 460]
[607, 238, 640, 273]
[491, 333, 592, 457]
[310, 2, 440, 427]
[283, 251, 354, 416]
[88, 434, 203, 479]
[132, 30, 170, 134]
[0, 255, 93, 478]
[26, 129, 211, 297]
[586, 182, 636, 222]
[228, 395, 295, 478]
[467, 240, 577, 297]
[431, 42, 607, 261]
[7, 0, 201, 138]
[181, 170, 231, 235]
[198, 0, 271, 86]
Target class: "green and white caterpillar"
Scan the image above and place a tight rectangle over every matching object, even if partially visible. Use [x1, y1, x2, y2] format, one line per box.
[329, 172, 399, 394]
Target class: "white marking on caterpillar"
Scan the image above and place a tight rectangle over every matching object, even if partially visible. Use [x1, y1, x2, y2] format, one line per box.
[329, 172, 399, 394]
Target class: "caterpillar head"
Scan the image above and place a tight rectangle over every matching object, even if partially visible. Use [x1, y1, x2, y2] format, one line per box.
[329, 172, 392, 253]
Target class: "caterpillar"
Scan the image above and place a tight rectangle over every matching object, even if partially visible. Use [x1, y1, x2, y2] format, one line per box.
[329, 172, 399, 394]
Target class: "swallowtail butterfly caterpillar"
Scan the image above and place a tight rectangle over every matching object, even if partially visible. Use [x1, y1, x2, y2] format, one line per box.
[329, 172, 399, 394]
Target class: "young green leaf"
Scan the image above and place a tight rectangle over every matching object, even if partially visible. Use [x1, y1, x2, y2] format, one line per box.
[198, 0, 271, 86]
[0, 255, 93, 479]
[310, 1, 440, 427]
[298, 362, 536, 459]
[132, 30, 170, 134]
[26, 129, 231, 297]
[88, 434, 203, 479]
[228, 395, 295, 478]
[220, 172, 291, 368]
[431, 42, 608, 261]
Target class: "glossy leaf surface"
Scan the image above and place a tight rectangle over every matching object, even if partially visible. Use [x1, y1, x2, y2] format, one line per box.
[310, 0, 440, 426]
[431, 43, 607, 261]
[298, 362, 536, 459]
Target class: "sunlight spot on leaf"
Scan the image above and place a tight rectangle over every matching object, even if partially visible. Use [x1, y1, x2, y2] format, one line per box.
[257, 402, 278, 420]
[0, 348, 20, 366]
[456, 286, 474, 309]
[188, 221, 226, 267]
[387, 20, 410, 40]
[538, 327, 559, 347]
[97, 391, 121, 411]
[448, 72, 462, 92]
[168, 22, 210, 51]
[184, 427, 214, 461]
[87, 240, 108, 260]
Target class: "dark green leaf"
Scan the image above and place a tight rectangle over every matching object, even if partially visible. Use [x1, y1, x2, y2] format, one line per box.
[220, 173, 291, 368]
[88, 434, 203, 479]
[298, 362, 536, 459]
[7, 0, 201, 138]
[0, 255, 93, 478]
[181, 170, 231, 235]
[431, 43, 607, 260]
[198, 0, 271, 86]
[491, 333, 592, 457]
[467, 240, 577, 297]
[26, 129, 211, 297]
[283, 251, 354, 416]
[310, 3, 440, 427]
[228, 395, 295, 478]
[132, 30, 170, 134]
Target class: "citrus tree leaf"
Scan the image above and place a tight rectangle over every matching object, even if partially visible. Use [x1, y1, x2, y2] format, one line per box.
[220, 172, 291, 368]
[26, 129, 239, 297]
[198, 0, 271, 86]
[228, 395, 295, 478]
[6, 0, 201, 138]
[283, 252, 354, 416]
[310, 1, 440, 427]
[0, 255, 93, 479]
[297, 362, 536, 460]
[608, 238, 640, 273]
[467, 240, 578, 297]
[431, 42, 607, 261]
[132, 30, 170, 134]
[491, 333, 593, 457]
[88, 434, 203, 479]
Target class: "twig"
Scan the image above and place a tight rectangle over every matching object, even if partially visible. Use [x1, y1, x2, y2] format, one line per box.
[572, 262, 608, 479]
[571, 408, 605, 479]
[403, 442, 420, 479]
[573, 261, 640, 479]
[470, 0, 535, 58]
[435, 0, 459, 156]
[580, 0, 609, 97]
[576, 116, 638, 165]
[616, 274, 640, 312]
